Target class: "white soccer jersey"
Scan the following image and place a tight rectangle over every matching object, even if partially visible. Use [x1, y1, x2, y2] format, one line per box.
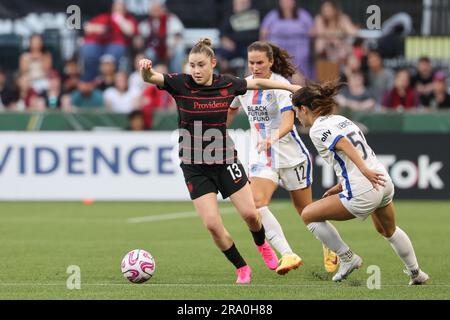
[230, 73, 310, 169]
[309, 115, 389, 199]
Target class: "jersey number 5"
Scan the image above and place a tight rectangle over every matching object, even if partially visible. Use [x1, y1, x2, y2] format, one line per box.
[227, 164, 243, 181]
[346, 131, 372, 160]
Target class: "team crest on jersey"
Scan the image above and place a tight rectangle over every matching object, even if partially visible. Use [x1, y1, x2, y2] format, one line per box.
[266, 93, 273, 101]
[219, 88, 229, 96]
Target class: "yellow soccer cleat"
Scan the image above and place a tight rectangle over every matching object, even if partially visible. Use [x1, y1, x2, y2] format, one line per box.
[276, 253, 303, 275]
[323, 245, 339, 273]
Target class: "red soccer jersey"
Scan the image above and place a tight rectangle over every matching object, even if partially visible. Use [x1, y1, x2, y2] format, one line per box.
[159, 73, 247, 164]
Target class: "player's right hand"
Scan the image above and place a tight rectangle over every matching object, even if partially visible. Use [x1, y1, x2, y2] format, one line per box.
[139, 59, 153, 71]
[362, 168, 386, 190]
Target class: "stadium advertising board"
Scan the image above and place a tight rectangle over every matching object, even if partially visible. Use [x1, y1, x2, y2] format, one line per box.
[0, 132, 448, 200]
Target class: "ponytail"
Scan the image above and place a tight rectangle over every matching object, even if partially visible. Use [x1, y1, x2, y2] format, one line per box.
[292, 80, 345, 116]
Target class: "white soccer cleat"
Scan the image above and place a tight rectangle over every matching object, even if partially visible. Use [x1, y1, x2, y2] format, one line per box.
[332, 254, 362, 282]
[406, 269, 429, 285]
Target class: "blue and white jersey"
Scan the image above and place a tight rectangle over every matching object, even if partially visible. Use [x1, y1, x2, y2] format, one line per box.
[309, 115, 389, 199]
[230, 73, 310, 169]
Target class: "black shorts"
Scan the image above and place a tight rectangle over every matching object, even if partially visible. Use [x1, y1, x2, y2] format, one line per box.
[180, 161, 249, 200]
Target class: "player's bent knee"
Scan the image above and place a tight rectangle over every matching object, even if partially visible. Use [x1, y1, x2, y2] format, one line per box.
[254, 197, 270, 209]
[382, 226, 396, 238]
[241, 210, 259, 225]
[301, 205, 314, 224]
[203, 221, 224, 236]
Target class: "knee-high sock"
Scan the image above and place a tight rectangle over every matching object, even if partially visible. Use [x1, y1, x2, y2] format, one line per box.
[307, 222, 353, 261]
[385, 226, 419, 272]
[258, 206, 293, 256]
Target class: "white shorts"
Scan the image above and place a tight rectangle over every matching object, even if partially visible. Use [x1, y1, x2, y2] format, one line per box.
[248, 159, 312, 191]
[339, 179, 395, 220]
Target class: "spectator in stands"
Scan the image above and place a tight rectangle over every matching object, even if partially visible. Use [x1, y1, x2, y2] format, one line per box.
[0, 67, 15, 109]
[96, 54, 117, 92]
[70, 78, 104, 109]
[340, 54, 364, 83]
[9, 73, 41, 111]
[430, 71, 450, 109]
[19, 34, 53, 93]
[382, 69, 419, 110]
[313, 1, 358, 63]
[62, 59, 80, 94]
[217, 0, 260, 75]
[336, 72, 375, 111]
[127, 110, 147, 131]
[260, 0, 314, 82]
[104, 72, 140, 113]
[37, 71, 70, 110]
[80, 0, 138, 80]
[140, 63, 176, 128]
[129, 53, 149, 93]
[367, 50, 395, 106]
[140, 0, 185, 73]
[412, 56, 435, 107]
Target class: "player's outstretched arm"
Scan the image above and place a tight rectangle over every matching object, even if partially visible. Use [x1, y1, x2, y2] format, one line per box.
[140, 59, 165, 87]
[335, 137, 386, 190]
[246, 78, 301, 93]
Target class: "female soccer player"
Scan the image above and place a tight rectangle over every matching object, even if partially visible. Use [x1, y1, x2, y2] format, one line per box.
[140, 38, 301, 284]
[228, 41, 338, 275]
[291, 81, 429, 284]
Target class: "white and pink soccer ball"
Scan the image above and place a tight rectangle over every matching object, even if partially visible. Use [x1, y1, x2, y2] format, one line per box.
[121, 249, 156, 284]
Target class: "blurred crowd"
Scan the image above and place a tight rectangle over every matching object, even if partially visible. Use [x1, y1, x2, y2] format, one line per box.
[0, 0, 449, 130]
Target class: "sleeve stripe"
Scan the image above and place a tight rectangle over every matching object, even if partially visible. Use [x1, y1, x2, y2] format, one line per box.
[280, 106, 293, 113]
[328, 135, 344, 151]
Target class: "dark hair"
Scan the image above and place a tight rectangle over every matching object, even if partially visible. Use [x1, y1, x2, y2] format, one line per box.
[418, 56, 431, 64]
[277, 0, 298, 19]
[29, 33, 47, 54]
[189, 38, 215, 58]
[128, 109, 144, 120]
[247, 41, 296, 79]
[292, 80, 345, 117]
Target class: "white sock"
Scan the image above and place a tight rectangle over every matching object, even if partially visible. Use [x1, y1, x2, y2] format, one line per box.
[258, 206, 293, 256]
[385, 226, 419, 272]
[307, 222, 353, 261]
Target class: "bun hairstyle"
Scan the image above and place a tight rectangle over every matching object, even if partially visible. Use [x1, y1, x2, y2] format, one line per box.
[292, 80, 345, 117]
[247, 41, 296, 79]
[189, 37, 215, 58]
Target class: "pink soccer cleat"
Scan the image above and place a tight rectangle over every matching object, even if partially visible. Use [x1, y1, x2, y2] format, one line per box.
[235, 265, 252, 284]
[256, 240, 278, 270]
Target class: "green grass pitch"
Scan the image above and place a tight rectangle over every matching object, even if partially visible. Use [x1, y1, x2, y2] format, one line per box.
[0, 200, 449, 299]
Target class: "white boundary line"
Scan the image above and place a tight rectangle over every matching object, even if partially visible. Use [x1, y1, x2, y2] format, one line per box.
[127, 204, 287, 223]
[0, 283, 448, 288]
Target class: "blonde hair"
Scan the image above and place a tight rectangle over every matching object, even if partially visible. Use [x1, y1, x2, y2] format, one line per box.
[189, 38, 215, 58]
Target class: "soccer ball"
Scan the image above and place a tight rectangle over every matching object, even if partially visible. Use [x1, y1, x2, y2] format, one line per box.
[121, 249, 156, 283]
